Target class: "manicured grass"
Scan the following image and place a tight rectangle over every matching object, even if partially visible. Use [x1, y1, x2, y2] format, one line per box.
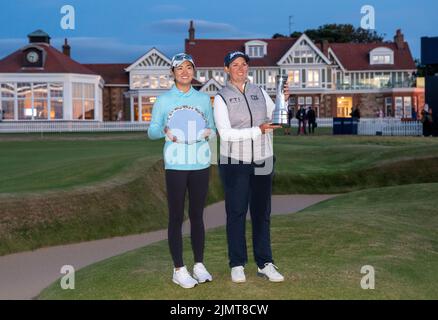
[38, 183, 438, 300]
[0, 133, 162, 193]
[2, 134, 438, 194]
[1, 134, 438, 256]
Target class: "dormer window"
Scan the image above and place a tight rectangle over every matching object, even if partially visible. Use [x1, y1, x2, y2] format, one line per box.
[370, 47, 394, 65]
[245, 40, 267, 58]
[248, 45, 264, 58]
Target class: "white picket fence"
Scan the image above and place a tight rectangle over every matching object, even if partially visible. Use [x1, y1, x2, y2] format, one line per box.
[290, 118, 333, 128]
[0, 118, 422, 136]
[357, 119, 422, 136]
[0, 121, 150, 133]
[290, 118, 421, 136]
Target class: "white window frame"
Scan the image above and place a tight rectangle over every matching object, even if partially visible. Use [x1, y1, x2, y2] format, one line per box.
[370, 47, 394, 65]
[307, 69, 320, 88]
[288, 70, 300, 87]
[245, 40, 267, 58]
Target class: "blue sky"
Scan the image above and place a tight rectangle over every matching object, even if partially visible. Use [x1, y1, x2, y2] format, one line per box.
[0, 0, 436, 63]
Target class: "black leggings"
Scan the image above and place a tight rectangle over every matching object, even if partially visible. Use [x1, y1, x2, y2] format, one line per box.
[165, 168, 210, 268]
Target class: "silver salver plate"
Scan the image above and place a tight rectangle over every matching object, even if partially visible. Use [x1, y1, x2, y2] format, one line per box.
[167, 106, 208, 144]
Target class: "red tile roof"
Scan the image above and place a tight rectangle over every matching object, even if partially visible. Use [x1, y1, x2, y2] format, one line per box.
[84, 64, 130, 85]
[186, 37, 416, 71]
[0, 43, 98, 75]
[329, 42, 416, 71]
[186, 38, 298, 68]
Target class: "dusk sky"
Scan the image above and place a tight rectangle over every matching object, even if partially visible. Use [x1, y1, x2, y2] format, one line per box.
[0, 0, 436, 63]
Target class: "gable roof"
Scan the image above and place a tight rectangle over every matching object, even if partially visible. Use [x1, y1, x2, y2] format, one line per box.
[186, 38, 298, 68]
[277, 33, 332, 65]
[200, 78, 223, 93]
[0, 43, 98, 75]
[125, 47, 171, 72]
[84, 64, 129, 85]
[328, 42, 416, 71]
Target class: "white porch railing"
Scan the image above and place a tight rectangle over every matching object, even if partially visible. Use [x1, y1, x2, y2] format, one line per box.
[0, 121, 150, 133]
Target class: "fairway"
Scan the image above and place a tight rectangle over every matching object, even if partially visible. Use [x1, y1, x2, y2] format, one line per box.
[1, 133, 438, 256]
[38, 183, 438, 300]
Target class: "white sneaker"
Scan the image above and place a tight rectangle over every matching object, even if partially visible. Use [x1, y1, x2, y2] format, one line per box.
[193, 263, 213, 283]
[257, 263, 285, 282]
[172, 266, 198, 289]
[231, 266, 246, 283]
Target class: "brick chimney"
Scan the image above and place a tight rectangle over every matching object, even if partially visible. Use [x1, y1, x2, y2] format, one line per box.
[394, 29, 405, 50]
[62, 38, 71, 57]
[189, 20, 195, 42]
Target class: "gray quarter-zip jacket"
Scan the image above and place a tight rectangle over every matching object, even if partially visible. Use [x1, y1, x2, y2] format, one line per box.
[213, 81, 275, 163]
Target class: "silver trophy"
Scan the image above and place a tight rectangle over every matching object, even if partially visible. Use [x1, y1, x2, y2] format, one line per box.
[271, 75, 289, 125]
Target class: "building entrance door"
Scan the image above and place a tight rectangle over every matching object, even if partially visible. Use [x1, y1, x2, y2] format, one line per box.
[337, 97, 353, 117]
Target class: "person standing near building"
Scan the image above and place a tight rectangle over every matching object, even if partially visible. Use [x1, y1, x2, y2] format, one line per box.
[421, 104, 433, 137]
[296, 105, 306, 135]
[351, 105, 361, 121]
[284, 105, 293, 136]
[214, 51, 288, 284]
[307, 106, 317, 134]
[148, 53, 216, 289]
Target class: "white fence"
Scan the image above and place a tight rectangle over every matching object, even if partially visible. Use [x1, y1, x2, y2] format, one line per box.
[291, 118, 422, 136]
[0, 121, 150, 133]
[290, 118, 333, 128]
[0, 119, 422, 136]
[357, 119, 422, 136]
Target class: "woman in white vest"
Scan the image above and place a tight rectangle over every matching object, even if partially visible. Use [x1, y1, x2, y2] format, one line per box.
[214, 51, 289, 283]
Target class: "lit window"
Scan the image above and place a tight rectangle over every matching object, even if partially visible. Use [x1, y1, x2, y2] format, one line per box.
[288, 70, 300, 87]
[199, 71, 206, 83]
[73, 83, 95, 120]
[307, 70, 320, 87]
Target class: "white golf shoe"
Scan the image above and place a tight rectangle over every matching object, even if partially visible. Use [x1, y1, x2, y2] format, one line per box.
[193, 263, 213, 283]
[231, 266, 246, 283]
[172, 266, 198, 289]
[257, 263, 285, 282]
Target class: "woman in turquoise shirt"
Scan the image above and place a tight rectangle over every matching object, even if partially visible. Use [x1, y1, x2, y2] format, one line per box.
[148, 53, 216, 289]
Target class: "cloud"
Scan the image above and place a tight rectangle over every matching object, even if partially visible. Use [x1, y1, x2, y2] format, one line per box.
[151, 19, 237, 34]
[51, 37, 182, 63]
[0, 38, 27, 58]
[150, 4, 186, 13]
[0, 37, 181, 63]
[149, 19, 270, 39]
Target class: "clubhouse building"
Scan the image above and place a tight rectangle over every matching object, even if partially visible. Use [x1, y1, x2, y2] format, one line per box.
[0, 24, 424, 122]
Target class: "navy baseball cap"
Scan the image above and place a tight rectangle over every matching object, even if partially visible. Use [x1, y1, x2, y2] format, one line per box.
[224, 51, 250, 67]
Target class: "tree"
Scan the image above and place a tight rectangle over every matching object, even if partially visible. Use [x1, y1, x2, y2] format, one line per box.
[272, 24, 385, 43]
[415, 59, 426, 77]
[272, 33, 287, 39]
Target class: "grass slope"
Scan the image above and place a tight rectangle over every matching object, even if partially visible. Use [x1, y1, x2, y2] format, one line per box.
[1, 134, 438, 256]
[38, 183, 438, 300]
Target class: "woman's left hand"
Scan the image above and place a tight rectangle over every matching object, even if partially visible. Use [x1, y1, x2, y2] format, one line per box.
[202, 128, 212, 140]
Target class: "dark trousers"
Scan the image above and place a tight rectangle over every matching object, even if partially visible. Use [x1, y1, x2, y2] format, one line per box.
[219, 158, 274, 269]
[308, 121, 316, 134]
[165, 168, 210, 268]
[297, 120, 307, 135]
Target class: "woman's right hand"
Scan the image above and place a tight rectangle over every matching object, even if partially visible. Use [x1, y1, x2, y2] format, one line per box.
[164, 127, 178, 143]
[259, 123, 282, 134]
